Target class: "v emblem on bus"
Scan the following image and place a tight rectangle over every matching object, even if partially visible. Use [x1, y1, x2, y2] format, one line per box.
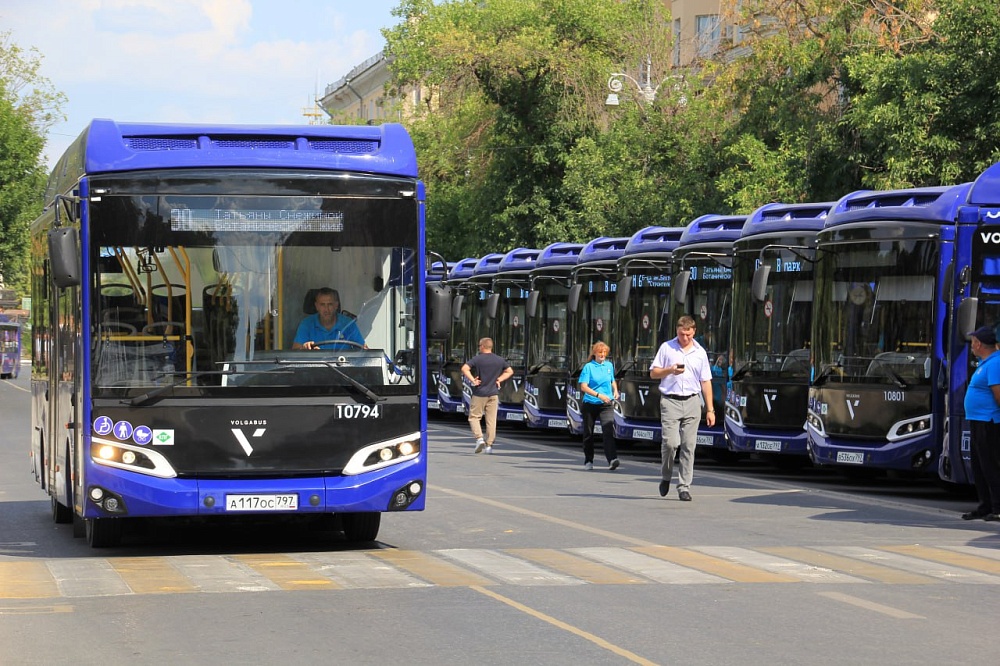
[231, 428, 266, 456]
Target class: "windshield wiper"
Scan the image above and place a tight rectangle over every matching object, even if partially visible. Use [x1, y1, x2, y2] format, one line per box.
[731, 359, 759, 382]
[812, 362, 842, 387]
[868, 357, 908, 389]
[271, 358, 382, 404]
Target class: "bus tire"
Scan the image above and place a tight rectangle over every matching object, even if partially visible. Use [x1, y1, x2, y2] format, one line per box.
[72, 513, 85, 538]
[51, 495, 73, 524]
[86, 517, 123, 548]
[341, 512, 380, 542]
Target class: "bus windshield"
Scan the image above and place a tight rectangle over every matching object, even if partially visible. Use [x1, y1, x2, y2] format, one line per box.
[618, 273, 672, 374]
[88, 171, 419, 398]
[731, 248, 814, 380]
[812, 238, 937, 386]
[570, 278, 615, 374]
[527, 283, 569, 372]
[679, 259, 732, 370]
[494, 284, 529, 368]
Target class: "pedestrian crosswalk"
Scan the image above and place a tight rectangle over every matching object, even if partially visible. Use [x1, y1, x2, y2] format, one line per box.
[2, 543, 1000, 600]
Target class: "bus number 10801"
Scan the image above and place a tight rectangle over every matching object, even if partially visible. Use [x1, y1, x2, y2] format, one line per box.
[335, 404, 382, 419]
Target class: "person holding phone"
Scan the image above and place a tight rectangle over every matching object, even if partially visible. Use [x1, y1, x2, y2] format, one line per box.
[649, 314, 715, 502]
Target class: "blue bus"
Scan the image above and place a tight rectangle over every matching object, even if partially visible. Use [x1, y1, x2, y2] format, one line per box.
[807, 185, 971, 474]
[0, 319, 21, 379]
[567, 237, 630, 437]
[437, 257, 478, 416]
[489, 248, 541, 425]
[425, 260, 454, 412]
[613, 226, 684, 444]
[524, 242, 585, 430]
[727, 202, 834, 466]
[457, 253, 505, 413]
[942, 165, 1000, 486]
[669, 214, 747, 459]
[29, 119, 448, 547]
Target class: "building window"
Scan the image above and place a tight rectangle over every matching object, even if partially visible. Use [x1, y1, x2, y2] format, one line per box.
[695, 14, 720, 59]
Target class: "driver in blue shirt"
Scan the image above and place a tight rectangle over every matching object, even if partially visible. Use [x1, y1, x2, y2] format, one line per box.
[292, 287, 366, 350]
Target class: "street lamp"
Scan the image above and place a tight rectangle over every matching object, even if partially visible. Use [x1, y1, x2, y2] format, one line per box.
[606, 54, 685, 106]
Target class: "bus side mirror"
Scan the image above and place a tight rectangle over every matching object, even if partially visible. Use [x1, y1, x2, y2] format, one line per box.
[48, 228, 81, 288]
[616, 276, 631, 307]
[751, 265, 771, 303]
[527, 290, 539, 318]
[568, 284, 582, 314]
[427, 284, 452, 339]
[486, 293, 500, 320]
[451, 293, 465, 321]
[673, 270, 690, 304]
[957, 297, 979, 341]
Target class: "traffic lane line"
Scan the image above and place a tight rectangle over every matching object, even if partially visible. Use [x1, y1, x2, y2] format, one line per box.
[817, 591, 925, 619]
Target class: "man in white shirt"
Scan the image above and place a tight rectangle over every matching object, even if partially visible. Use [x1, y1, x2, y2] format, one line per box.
[649, 315, 715, 501]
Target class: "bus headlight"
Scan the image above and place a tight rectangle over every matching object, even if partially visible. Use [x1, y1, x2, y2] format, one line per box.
[91, 438, 177, 478]
[343, 432, 421, 475]
[887, 414, 932, 442]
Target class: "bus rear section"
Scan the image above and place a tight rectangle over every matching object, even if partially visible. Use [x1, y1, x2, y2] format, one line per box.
[0, 320, 21, 379]
[29, 120, 438, 547]
[807, 185, 969, 474]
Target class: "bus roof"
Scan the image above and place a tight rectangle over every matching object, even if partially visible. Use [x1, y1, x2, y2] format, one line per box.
[534, 242, 585, 269]
[678, 214, 747, 247]
[498, 248, 542, 274]
[577, 236, 630, 266]
[447, 258, 479, 281]
[825, 184, 972, 227]
[472, 253, 505, 277]
[968, 161, 1000, 206]
[622, 226, 684, 258]
[740, 201, 836, 238]
[45, 119, 418, 201]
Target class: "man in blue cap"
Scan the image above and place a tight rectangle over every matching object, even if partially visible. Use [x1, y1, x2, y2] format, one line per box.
[962, 325, 1000, 521]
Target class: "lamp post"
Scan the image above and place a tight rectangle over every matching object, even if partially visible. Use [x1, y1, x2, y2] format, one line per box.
[606, 54, 685, 106]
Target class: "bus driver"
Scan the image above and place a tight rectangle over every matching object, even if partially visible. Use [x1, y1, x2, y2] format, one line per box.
[292, 287, 367, 350]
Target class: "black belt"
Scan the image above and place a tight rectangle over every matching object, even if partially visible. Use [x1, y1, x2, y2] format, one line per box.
[664, 393, 697, 401]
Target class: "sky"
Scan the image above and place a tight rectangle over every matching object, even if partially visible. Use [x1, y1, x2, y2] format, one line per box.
[1, 0, 403, 169]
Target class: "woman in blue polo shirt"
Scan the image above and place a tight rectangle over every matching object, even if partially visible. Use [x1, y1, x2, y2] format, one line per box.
[579, 341, 619, 471]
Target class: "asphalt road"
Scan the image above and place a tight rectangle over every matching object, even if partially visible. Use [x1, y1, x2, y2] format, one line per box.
[2, 368, 999, 666]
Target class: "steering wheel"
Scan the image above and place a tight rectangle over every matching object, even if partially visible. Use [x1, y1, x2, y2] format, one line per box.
[314, 339, 366, 349]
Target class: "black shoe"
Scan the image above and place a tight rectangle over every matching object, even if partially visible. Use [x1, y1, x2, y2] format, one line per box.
[962, 509, 990, 520]
[985, 513, 1000, 522]
[609, 459, 620, 471]
[658, 480, 670, 497]
[678, 490, 692, 502]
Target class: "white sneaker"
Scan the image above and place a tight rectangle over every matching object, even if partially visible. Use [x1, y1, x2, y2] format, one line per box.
[485, 445, 493, 454]
[584, 462, 593, 470]
[474, 438, 486, 454]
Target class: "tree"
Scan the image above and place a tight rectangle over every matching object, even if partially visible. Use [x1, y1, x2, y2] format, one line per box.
[0, 31, 62, 293]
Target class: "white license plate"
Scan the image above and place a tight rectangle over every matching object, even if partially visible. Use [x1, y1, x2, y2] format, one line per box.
[225, 494, 299, 511]
[506, 412, 524, 421]
[696, 435, 714, 447]
[633, 429, 654, 440]
[549, 419, 569, 429]
[836, 451, 865, 465]
[428, 400, 439, 410]
[456, 405, 466, 413]
[594, 424, 603, 434]
[755, 440, 782, 452]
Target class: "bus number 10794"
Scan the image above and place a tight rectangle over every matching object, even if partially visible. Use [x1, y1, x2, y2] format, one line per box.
[335, 404, 382, 419]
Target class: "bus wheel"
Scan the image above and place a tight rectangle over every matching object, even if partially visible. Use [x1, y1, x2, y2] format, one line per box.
[72, 513, 85, 538]
[341, 512, 381, 542]
[86, 517, 123, 548]
[51, 495, 73, 524]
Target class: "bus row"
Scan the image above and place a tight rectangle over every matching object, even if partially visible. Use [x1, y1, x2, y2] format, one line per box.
[427, 162, 1000, 488]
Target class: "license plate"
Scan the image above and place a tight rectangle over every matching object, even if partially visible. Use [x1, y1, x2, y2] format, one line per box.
[549, 419, 568, 429]
[836, 451, 865, 465]
[594, 424, 603, 434]
[428, 400, 439, 410]
[697, 435, 714, 447]
[506, 412, 524, 421]
[456, 405, 465, 413]
[633, 429, 654, 440]
[225, 494, 299, 511]
[755, 440, 782, 452]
